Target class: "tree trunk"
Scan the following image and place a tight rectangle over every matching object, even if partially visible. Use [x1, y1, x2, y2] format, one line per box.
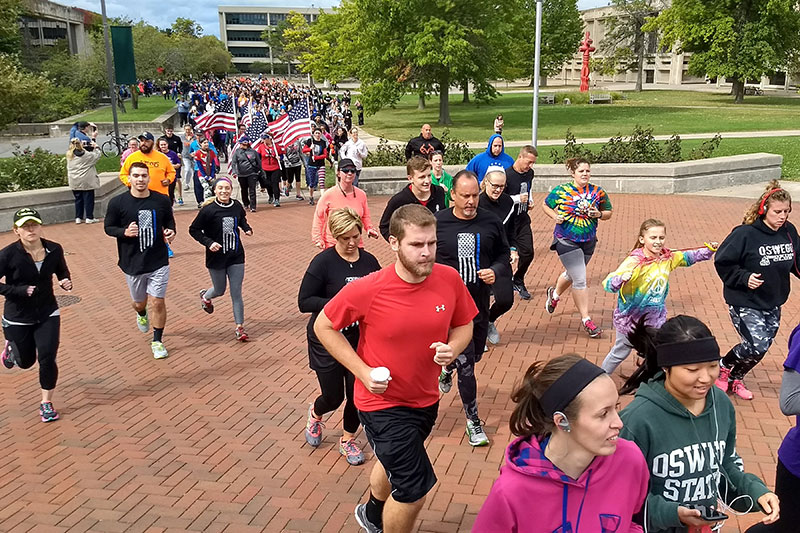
[131, 89, 139, 110]
[732, 78, 745, 103]
[635, 35, 645, 92]
[417, 93, 426, 110]
[462, 80, 469, 103]
[438, 70, 452, 125]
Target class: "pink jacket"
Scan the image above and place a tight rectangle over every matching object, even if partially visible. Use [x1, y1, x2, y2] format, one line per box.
[311, 186, 374, 249]
[473, 435, 649, 533]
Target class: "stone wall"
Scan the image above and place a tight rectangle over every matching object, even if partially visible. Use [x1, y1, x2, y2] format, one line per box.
[357, 153, 783, 196]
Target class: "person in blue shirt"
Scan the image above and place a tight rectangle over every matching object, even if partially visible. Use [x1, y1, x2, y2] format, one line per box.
[465, 134, 514, 183]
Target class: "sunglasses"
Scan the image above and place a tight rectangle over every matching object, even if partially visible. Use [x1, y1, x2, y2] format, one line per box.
[341, 168, 357, 174]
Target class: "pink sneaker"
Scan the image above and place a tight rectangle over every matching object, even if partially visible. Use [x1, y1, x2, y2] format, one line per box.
[730, 380, 753, 400]
[339, 437, 365, 466]
[714, 366, 730, 393]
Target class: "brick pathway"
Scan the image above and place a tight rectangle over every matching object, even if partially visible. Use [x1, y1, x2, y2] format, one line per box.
[0, 190, 796, 533]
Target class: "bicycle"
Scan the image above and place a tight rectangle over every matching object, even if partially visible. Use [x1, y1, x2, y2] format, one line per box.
[101, 131, 131, 157]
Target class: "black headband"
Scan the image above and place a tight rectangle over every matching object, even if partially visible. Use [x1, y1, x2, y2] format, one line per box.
[656, 337, 720, 367]
[540, 359, 605, 417]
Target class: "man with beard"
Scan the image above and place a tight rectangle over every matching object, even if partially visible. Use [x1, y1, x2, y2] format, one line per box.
[120, 132, 176, 197]
[404, 123, 446, 160]
[315, 205, 476, 533]
[434, 170, 510, 447]
[505, 145, 538, 300]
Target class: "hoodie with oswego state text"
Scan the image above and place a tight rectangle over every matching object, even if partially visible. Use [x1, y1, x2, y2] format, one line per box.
[714, 218, 800, 310]
[473, 434, 649, 532]
[619, 375, 769, 533]
[466, 133, 515, 183]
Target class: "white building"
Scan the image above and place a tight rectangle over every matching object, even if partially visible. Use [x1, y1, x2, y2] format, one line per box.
[218, 5, 335, 74]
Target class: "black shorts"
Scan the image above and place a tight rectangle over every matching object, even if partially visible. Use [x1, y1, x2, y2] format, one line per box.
[358, 403, 439, 503]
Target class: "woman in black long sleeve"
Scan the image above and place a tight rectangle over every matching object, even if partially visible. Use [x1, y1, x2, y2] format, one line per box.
[298, 207, 380, 465]
[1, 208, 73, 422]
[189, 177, 252, 342]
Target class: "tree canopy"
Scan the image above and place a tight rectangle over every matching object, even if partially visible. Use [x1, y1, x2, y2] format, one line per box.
[646, 0, 800, 102]
[601, 0, 659, 92]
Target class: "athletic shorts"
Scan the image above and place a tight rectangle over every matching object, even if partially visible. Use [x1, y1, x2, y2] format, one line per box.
[125, 264, 170, 302]
[358, 403, 439, 503]
[552, 237, 597, 257]
[306, 166, 322, 189]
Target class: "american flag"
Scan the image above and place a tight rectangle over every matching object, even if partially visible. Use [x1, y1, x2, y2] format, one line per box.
[194, 97, 237, 131]
[226, 110, 269, 174]
[240, 100, 253, 128]
[268, 101, 312, 149]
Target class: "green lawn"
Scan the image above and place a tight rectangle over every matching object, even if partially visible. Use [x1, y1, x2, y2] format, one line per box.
[79, 97, 176, 123]
[96, 154, 122, 173]
[502, 136, 800, 181]
[363, 90, 800, 143]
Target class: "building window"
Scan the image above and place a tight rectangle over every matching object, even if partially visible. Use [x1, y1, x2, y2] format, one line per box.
[269, 13, 287, 25]
[225, 13, 268, 25]
[227, 30, 264, 42]
[228, 46, 269, 58]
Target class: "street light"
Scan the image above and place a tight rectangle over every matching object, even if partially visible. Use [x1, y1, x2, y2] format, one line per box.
[531, 0, 543, 148]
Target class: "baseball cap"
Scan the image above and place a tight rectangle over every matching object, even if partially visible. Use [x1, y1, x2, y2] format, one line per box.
[14, 207, 43, 227]
[239, 135, 251, 144]
[338, 158, 357, 172]
[138, 131, 155, 142]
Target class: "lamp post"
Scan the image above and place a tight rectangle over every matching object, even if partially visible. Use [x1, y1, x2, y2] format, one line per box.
[99, 0, 120, 145]
[531, 0, 543, 148]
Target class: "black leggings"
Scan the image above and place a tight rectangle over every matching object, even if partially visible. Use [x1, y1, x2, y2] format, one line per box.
[513, 219, 534, 285]
[285, 166, 302, 184]
[265, 169, 282, 200]
[3, 315, 60, 390]
[314, 364, 360, 434]
[489, 273, 514, 323]
[745, 459, 800, 533]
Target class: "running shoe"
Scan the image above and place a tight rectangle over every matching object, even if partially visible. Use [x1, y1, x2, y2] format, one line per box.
[273, 200, 281, 208]
[513, 281, 531, 300]
[85, 218, 99, 224]
[583, 319, 602, 338]
[339, 437, 365, 466]
[136, 311, 150, 333]
[466, 418, 489, 447]
[487, 322, 500, 345]
[304, 404, 324, 447]
[354, 503, 382, 533]
[268, 195, 274, 203]
[296, 195, 304, 201]
[177, 198, 184, 206]
[309, 198, 315, 206]
[545, 286, 558, 314]
[715, 365, 731, 393]
[235, 326, 249, 342]
[151, 341, 169, 359]
[438, 368, 453, 394]
[730, 379, 754, 400]
[1, 341, 15, 369]
[250, 208, 256, 213]
[75, 218, 82, 224]
[39, 402, 59, 422]
[200, 290, 214, 314]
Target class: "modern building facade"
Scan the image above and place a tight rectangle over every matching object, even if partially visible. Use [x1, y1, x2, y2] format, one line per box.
[218, 5, 334, 74]
[548, 4, 794, 91]
[19, 0, 96, 55]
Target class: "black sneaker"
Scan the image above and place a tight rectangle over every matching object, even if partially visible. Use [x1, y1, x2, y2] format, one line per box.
[513, 281, 531, 300]
[438, 368, 453, 394]
[1, 341, 15, 369]
[354, 503, 382, 533]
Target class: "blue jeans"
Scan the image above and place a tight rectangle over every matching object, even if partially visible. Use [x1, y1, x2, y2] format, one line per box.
[72, 189, 95, 219]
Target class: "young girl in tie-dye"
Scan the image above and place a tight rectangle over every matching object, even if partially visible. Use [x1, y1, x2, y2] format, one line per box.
[600, 219, 717, 374]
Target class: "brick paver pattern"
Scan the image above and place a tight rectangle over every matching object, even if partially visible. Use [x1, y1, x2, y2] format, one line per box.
[0, 191, 795, 532]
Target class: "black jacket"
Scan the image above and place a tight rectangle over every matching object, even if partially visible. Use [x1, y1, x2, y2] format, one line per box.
[230, 147, 262, 177]
[404, 135, 445, 161]
[379, 184, 448, 241]
[478, 191, 517, 248]
[715, 218, 800, 309]
[0, 239, 70, 323]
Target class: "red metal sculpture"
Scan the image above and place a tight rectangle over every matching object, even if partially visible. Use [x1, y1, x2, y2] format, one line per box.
[579, 31, 595, 93]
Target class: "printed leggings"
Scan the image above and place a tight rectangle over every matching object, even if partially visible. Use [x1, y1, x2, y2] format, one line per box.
[722, 305, 781, 380]
[3, 315, 60, 390]
[446, 295, 489, 421]
[203, 263, 245, 324]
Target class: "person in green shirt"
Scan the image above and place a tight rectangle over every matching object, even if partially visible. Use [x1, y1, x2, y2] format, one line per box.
[430, 151, 452, 207]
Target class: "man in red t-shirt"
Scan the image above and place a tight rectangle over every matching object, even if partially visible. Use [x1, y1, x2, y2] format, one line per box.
[315, 204, 476, 533]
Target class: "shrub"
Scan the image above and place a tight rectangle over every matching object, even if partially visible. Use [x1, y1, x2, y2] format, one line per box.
[0, 145, 67, 192]
[363, 128, 475, 167]
[549, 126, 720, 164]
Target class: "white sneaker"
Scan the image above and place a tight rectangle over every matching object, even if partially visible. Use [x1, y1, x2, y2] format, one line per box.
[136, 311, 149, 333]
[75, 218, 82, 224]
[487, 322, 500, 344]
[85, 218, 99, 224]
[466, 419, 489, 447]
[151, 341, 168, 359]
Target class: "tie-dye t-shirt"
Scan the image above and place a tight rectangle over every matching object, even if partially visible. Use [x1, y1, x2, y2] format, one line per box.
[544, 182, 612, 242]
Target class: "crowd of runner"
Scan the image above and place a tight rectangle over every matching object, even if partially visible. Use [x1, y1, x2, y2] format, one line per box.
[2, 75, 799, 533]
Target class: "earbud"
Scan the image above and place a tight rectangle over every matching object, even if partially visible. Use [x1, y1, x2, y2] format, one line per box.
[554, 411, 571, 432]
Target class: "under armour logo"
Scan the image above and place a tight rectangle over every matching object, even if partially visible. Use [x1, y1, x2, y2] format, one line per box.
[435, 305, 446, 312]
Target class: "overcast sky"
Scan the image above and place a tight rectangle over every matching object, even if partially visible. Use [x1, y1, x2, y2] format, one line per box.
[68, 0, 609, 38]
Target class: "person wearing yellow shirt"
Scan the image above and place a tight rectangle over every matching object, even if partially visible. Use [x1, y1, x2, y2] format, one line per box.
[120, 132, 176, 196]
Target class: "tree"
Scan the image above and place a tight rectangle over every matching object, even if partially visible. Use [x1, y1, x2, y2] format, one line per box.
[513, 0, 583, 87]
[0, 54, 45, 129]
[601, 0, 659, 92]
[171, 18, 203, 38]
[646, 0, 800, 103]
[0, 0, 22, 55]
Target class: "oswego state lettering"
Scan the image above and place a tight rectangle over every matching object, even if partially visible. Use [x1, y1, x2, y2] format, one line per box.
[651, 440, 727, 501]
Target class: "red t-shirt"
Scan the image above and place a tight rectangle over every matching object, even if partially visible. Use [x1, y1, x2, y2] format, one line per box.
[324, 263, 477, 411]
